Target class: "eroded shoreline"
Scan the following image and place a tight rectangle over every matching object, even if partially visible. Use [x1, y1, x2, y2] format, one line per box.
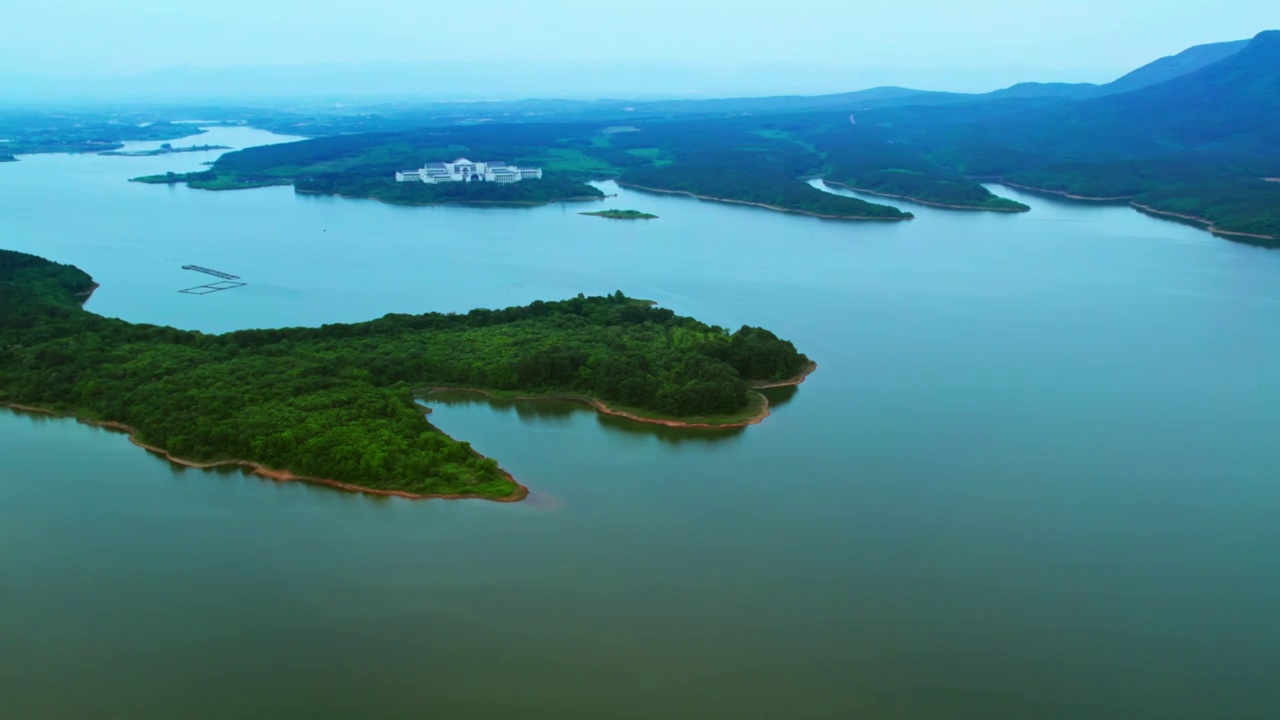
[1, 402, 530, 502]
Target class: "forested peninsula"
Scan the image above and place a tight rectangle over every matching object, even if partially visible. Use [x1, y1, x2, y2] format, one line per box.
[0, 250, 812, 500]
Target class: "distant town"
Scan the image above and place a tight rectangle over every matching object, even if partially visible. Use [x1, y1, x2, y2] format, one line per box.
[396, 158, 543, 184]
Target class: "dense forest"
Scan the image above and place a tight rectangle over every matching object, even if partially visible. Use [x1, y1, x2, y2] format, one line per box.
[1002, 160, 1211, 199]
[197, 116, 911, 219]
[598, 119, 911, 219]
[825, 171, 1029, 211]
[807, 125, 1029, 211]
[620, 156, 909, 218]
[0, 250, 811, 498]
[140, 122, 609, 204]
[1133, 179, 1280, 241]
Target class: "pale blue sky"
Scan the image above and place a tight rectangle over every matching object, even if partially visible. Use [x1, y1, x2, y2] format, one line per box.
[3, 0, 1274, 89]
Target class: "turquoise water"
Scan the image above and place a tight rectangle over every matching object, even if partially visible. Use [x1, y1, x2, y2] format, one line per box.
[1, 128, 1278, 718]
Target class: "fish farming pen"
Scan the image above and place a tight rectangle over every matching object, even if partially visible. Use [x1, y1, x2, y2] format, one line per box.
[180, 280, 247, 295]
[182, 265, 240, 280]
[179, 265, 246, 294]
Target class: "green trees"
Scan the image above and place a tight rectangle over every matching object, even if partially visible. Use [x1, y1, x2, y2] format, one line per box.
[0, 250, 812, 498]
[602, 121, 911, 219]
[195, 116, 913, 219]
[293, 173, 604, 205]
[808, 125, 1029, 211]
[580, 209, 658, 219]
[1133, 178, 1280, 241]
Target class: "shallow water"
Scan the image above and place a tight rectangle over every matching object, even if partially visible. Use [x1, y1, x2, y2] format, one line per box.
[1, 127, 1278, 719]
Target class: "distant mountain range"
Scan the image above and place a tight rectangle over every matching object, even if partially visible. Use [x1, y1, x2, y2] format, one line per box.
[0, 62, 1119, 106]
[960, 30, 1280, 163]
[608, 36, 1256, 115]
[984, 38, 1251, 100]
[613, 30, 1277, 166]
[913, 31, 1279, 239]
[5, 28, 1276, 240]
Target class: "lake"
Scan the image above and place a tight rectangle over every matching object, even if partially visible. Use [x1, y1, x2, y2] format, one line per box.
[2, 127, 1278, 719]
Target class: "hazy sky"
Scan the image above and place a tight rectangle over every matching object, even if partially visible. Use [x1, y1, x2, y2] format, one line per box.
[3, 0, 1274, 82]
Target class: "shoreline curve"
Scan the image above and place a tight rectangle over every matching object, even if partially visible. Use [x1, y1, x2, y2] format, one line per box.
[997, 181, 1135, 202]
[1128, 203, 1278, 242]
[821, 180, 1029, 212]
[618, 183, 911, 221]
[422, 361, 818, 430]
[294, 187, 605, 208]
[1, 402, 530, 503]
[997, 182, 1277, 243]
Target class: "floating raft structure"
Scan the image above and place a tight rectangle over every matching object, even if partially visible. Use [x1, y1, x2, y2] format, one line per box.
[182, 265, 240, 280]
[180, 265, 246, 294]
[180, 280, 246, 295]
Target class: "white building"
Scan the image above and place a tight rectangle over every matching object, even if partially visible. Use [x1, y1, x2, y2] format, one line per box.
[395, 158, 543, 184]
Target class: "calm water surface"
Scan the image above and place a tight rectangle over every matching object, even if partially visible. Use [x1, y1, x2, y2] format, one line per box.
[1, 127, 1278, 719]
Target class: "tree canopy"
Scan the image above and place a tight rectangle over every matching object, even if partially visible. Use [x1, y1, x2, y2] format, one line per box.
[0, 251, 811, 499]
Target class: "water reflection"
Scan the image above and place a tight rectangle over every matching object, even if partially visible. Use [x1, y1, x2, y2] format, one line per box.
[421, 390, 749, 446]
[758, 383, 799, 409]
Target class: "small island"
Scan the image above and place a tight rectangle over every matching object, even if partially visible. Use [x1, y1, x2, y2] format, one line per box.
[130, 170, 288, 190]
[580, 209, 658, 220]
[101, 143, 230, 157]
[1, 249, 813, 501]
